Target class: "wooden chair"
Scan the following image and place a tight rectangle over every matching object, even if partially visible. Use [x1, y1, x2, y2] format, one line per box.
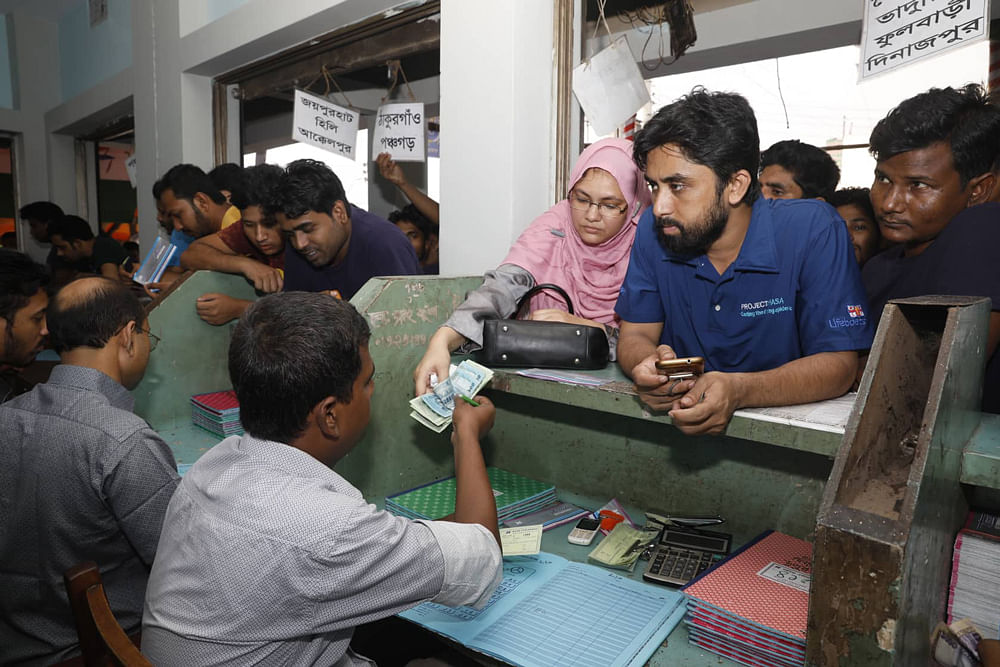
[62, 562, 152, 667]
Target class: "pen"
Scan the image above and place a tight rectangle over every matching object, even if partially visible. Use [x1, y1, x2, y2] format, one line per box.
[458, 395, 480, 407]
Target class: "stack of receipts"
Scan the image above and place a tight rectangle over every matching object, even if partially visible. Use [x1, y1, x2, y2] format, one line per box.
[409, 360, 494, 432]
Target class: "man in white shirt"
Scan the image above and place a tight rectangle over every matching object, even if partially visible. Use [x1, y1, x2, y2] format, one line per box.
[143, 292, 502, 666]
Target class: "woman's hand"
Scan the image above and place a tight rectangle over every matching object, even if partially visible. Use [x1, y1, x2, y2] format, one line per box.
[529, 309, 603, 329]
[414, 327, 467, 396]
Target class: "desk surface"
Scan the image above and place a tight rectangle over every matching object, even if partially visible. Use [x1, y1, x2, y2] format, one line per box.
[377, 490, 744, 667]
[490, 365, 852, 457]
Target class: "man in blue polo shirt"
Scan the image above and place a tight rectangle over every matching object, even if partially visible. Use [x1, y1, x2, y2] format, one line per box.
[616, 89, 873, 435]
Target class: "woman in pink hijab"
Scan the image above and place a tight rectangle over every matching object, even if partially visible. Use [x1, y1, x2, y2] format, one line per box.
[413, 138, 651, 395]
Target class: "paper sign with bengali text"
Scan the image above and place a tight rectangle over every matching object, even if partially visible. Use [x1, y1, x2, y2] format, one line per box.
[372, 102, 425, 162]
[125, 154, 137, 188]
[292, 89, 359, 159]
[859, 0, 989, 81]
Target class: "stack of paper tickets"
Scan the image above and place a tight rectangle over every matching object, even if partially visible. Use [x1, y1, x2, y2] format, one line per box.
[190, 390, 244, 438]
[409, 360, 494, 432]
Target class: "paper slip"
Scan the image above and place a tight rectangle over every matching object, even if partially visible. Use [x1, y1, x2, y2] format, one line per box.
[410, 360, 494, 432]
[500, 525, 543, 557]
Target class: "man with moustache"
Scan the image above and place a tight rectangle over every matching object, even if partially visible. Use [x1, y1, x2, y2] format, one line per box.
[615, 88, 872, 435]
[270, 160, 419, 299]
[862, 85, 1000, 413]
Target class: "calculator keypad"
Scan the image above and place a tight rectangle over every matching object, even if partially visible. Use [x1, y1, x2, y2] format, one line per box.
[642, 546, 723, 586]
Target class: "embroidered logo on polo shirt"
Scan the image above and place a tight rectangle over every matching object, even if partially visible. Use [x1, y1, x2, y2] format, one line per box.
[739, 296, 792, 318]
[828, 305, 867, 328]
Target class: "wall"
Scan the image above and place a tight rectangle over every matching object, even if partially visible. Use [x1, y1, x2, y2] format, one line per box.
[178, 0, 250, 37]
[0, 15, 14, 109]
[438, 0, 556, 275]
[58, 0, 131, 102]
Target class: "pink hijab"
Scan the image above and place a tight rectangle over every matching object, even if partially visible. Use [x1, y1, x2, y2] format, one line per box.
[502, 138, 650, 326]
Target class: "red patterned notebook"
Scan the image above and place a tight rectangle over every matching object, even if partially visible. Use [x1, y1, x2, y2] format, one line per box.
[682, 530, 812, 643]
[191, 390, 240, 414]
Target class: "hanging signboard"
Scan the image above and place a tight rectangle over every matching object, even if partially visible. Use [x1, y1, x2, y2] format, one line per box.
[859, 0, 989, 81]
[572, 36, 651, 137]
[372, 102, 426, 162]
[292, 89, 359, 159]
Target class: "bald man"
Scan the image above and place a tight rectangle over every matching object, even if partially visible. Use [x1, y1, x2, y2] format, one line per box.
[0, 277, 180, 665]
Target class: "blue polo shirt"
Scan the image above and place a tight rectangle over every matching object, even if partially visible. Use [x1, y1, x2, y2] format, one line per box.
[616, 197, 873, 373]
[165, 229, 195, 268]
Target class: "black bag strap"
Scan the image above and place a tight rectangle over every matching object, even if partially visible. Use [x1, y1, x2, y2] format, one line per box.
[514, 283, 575, 318]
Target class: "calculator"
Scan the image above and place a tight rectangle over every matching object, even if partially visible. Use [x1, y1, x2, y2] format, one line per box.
[642, 527, 732, 587]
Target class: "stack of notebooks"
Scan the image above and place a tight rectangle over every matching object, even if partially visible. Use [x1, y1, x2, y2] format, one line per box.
[191, 390, 244, 438]
[387, 467, 555, 524]
[948, 510, 1000, 639]
[682, 530, 812, 667]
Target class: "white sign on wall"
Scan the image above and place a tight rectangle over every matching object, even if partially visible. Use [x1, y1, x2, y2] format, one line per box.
[572, 36, 651, 137]
[372, 103, 426, 162]
[125, 154, 137, 189]
[859, 0, 989, 81]
[292, 89, 359, 159]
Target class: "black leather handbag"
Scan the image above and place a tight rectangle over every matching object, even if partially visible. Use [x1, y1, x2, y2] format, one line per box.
[474, 284, 609, 369]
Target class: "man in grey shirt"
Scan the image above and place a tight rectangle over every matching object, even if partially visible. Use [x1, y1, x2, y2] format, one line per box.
[143, 293, 502, 666]
[0, 277, 180, 665]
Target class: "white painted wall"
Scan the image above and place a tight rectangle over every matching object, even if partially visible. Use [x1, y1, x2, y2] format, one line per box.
[438, 0, 555, 275]
[10, 13, 63, 261]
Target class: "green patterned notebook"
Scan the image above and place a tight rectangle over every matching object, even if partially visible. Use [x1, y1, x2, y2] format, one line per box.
[386, 467, 555, 520]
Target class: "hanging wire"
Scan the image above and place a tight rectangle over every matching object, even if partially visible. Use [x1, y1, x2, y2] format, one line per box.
[592, 0, 614, 42]
[382, 59, 418, 104]
[775, 59, 791, 129]
[620, 1, 696, 71]
[301, 65, 355, 109]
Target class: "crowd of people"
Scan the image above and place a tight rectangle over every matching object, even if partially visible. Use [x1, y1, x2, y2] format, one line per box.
[1, 82, 998, 665]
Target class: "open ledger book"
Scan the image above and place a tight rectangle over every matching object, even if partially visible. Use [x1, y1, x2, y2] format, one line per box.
[399, 552, 686, 667]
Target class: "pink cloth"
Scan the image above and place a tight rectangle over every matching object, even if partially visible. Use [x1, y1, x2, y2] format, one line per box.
[501, 138, 651, 326]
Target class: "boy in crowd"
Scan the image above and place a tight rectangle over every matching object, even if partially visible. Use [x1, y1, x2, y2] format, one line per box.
[47, 214, 130, 279]
[862, 84, 1000, 413]
[389, 204, 439, 275]
[143, 293, 501, 665]
[0, 277, 179, 664]
[760, 139, 841, 201]
[157, 164, 242, 272]
[828, 187, 881, 266]
[19, 201, 89, 285]
[0, 250, 49, 402]
[180, 164, 286, 325]
[271, 160, 420, 298]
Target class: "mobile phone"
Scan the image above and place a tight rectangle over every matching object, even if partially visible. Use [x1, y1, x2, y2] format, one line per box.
[567, 516, 601, 546]
[654, 357, 705, 380]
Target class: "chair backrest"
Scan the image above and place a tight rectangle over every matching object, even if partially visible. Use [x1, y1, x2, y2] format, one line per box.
[63, 561, 152, 667]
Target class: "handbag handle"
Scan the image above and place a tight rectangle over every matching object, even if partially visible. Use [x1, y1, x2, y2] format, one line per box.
[514, 283, 575, 318]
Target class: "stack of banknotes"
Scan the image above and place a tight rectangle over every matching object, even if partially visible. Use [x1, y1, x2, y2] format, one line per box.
[409, 360, 494, 432]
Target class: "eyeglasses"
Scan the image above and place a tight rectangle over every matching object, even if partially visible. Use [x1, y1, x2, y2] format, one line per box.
[136, 325, 160, 351]
[568, 192, 628, 219]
